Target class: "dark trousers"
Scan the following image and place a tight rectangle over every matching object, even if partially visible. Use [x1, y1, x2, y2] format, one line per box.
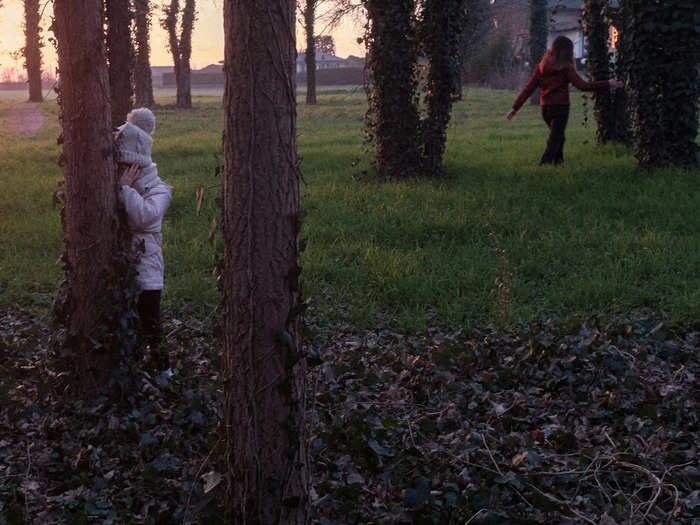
[540, 105, 570, 165]
[137, 290, 162, 349]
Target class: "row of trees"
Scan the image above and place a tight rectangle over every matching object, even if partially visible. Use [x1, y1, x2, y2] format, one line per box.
[363, 0, 699, 177]
[52, 0, 305, 522]
[11, 0, 195, 111]
[363, 0, 465, 179]
[581, 0, 699, 167]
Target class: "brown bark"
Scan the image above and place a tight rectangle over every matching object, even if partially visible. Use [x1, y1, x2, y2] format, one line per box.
[222, 0, 308, 523]
[162, 0, 194, 109]
[163, 0, 182, 102]
[106, 0, 133, 125]
[23, 0, 43, 102]
[53, 0, 121, 387]
[177, 0, 194, 108]
[134, 0, 156, 108]
[303, 1, 317, 105]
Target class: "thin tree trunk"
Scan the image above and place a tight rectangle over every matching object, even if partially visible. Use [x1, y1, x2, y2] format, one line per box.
[304, 1, 317, 105]
[222, 0, 308, 522]
[422, 0, 464, 176]
[106, 0, 133, 125]
[529, 0, 547, 105]
[163, 0, 182, 105]
[134, 0, 156, 108]
[53, 0, 121, 388]
[23, 0, 43, 102]
[583, 0, 617, 144]
[177, 0, 194, 108]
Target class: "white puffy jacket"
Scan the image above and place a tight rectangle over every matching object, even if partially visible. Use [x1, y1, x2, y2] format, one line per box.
[119, 164, 173, 291]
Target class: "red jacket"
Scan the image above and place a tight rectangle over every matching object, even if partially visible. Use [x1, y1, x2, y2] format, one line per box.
[512, 57, 610, 111]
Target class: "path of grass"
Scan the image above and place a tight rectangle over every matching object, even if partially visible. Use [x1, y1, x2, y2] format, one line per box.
[1, 89, 698, 330]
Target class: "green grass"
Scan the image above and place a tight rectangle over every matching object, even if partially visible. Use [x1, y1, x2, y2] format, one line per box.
[1, 88, 698, 330]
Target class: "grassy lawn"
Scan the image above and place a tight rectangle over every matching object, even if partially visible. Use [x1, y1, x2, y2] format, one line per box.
[1, 88, 698, 330]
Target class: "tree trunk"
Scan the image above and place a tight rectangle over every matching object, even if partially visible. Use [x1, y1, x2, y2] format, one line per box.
[422, 0, 464, 176]
[134, 0, 156, 108]
[364, 0, 422, 179]
[162, 0, 182, 106]
[176, 0, 195, 108]
[583, 0, 616, 144]
[23, 0, 43, 102]
[106, 0, 133, 125]
[222, 0, 308, 522]
[619, 0, 699, 168]
[304, 1, 317, 105]
[529, 0, 547, 105]
[53, 0, 122, 389]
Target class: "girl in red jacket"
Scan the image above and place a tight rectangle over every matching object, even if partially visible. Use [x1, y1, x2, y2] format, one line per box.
[507, 36, 622, 165]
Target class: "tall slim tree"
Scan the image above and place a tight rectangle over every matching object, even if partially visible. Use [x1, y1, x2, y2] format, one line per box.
[300, 0, 319, 105]
[222, 0, 308, 522]
[421, 0, 465, 175]
[52, 0, 125, 388]
[582, 0, 626, 145]
[457, 0, 490, 90]
[106, 0, 133, 125]
[23, 0, 43, 102]
[161, 0, 195, 109]
[363, 0, 422, 179]
[133, 0, 156, 108]
[529, 0, 547, 104]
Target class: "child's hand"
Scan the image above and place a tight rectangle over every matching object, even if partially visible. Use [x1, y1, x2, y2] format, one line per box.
[119, 164, 142, 187]
[506, 109, 516, 120]
[609, 79, 623, 89]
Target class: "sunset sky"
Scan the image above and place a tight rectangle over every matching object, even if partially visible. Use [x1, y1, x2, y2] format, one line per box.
[0, 1, 365, 75]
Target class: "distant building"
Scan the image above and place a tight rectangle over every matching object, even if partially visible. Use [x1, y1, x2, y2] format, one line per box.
[150, 66, 174, 88]
[510, 0, 620, 66]
[344, 55, 366, 69]
[548, 0, 588, 59]
[296, 51, 346, 74]
[160, 63, 224, 87]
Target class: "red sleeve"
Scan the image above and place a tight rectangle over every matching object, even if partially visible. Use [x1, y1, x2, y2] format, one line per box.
[566, 66, 610, 92]
[511, 68, 540, 111]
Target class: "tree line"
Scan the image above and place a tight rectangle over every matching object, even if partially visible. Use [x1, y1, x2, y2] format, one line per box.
[364, 0, 699, 177]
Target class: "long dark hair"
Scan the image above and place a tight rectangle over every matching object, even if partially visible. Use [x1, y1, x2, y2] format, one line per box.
[543, 36, 574, 67]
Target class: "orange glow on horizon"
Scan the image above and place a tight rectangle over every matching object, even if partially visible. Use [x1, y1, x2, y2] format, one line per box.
[0, 1, 365, 74]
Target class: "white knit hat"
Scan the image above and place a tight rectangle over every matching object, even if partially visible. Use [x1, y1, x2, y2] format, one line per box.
[115, 122, 153, 167]
[127, 107, 156, 135]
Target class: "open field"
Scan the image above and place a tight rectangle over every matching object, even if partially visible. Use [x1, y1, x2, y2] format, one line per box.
[1, 88, 699, 331]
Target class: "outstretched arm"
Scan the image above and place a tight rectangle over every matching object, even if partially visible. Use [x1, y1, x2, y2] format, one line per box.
[566, 66, 621, 91]
[509, 68, 540, 117]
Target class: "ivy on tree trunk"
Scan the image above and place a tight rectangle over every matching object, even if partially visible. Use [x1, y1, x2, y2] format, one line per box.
[222, 0, 308, 522]
[134, 0, 156, 108]
[106, 0, 133, 126]
[529, 0, 547, 105]
[363, 0, 422, 179]
[421, 0, 465, 176]
[582, 0, 614, 144]
[583, 0, 631, 145]
[618, 0, 700, 168]
[23, 0, 43, 102]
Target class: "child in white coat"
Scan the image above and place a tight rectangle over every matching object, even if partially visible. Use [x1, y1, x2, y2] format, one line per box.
[116, 108, 173, 370]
